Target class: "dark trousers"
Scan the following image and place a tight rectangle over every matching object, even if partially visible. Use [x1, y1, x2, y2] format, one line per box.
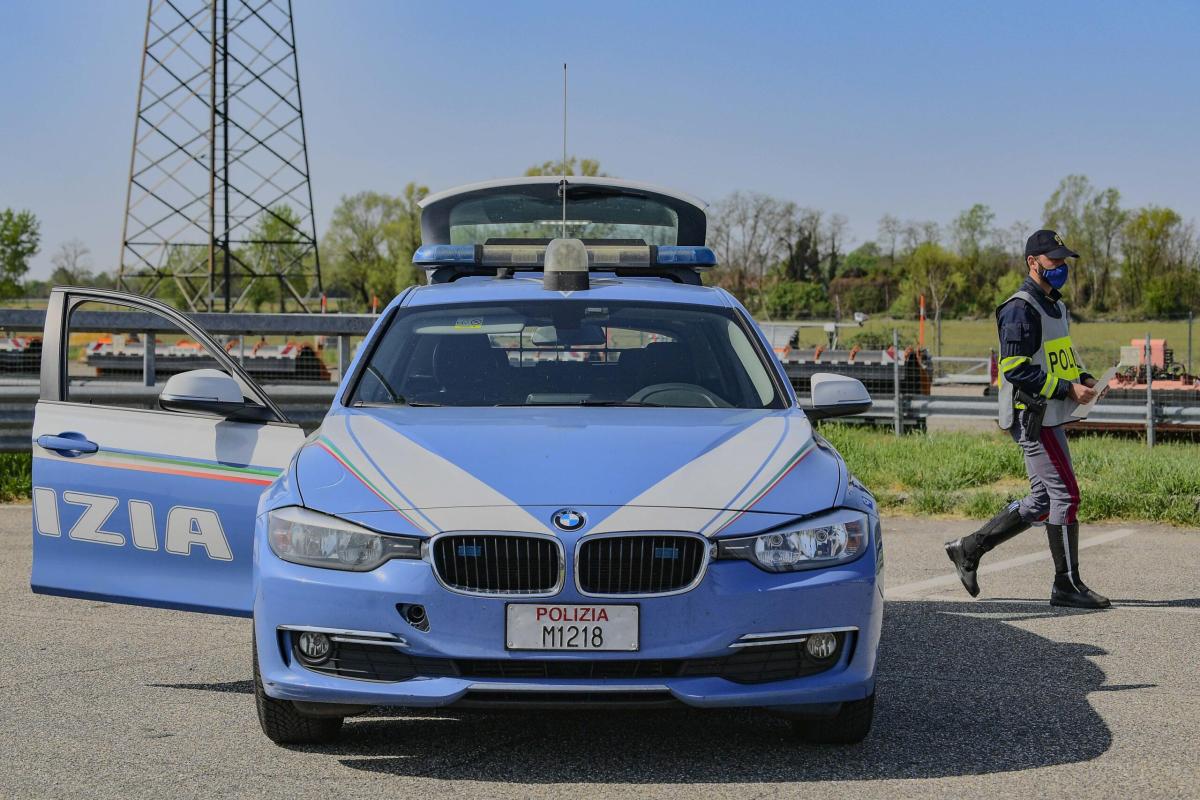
[1009, 416, 1080, 527]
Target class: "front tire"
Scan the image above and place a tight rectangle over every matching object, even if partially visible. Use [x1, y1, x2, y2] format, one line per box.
[787, 693, 875, 744]
[253, 640, 343, 745]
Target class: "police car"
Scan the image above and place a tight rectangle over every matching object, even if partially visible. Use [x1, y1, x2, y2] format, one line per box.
[30, 177, 883, 745]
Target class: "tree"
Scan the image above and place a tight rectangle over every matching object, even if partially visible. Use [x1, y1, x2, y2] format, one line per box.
[764, 281, 831, 319]
[237, 205, 308, 311]
[1081, 187, 1126, 311]
[1142, 268, 1200, 317]
[949, 204, 1011, 315]
[995, 220, 1032, 263]
[950, 204, 995, 262]
[905, 242, 962, 357]
[0, 209, 41, 300]
[49, 238, 93, 285]
[1043, 175, 1092, 236]
[709, 191, 798, 280]
[877, 214, 901, 267]
[324, 192, 401, 309]
[524, 157, 606, 177]
[322, 184, 429, 311]
[901, 220, 939, 253]
[1041, 174, 1128, 310]
[1043, 174, 1095, 306]
[1120, 206, 1183, 311]
[821, 213, 849, 289]
[778, 209, 821, 283]
[389, 182, 429, 291]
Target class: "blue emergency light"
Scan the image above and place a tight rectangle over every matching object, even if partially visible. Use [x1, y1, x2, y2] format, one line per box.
[654, 246, 718, 266]
[412, 243, 717, 269]
[413, 244, 478, 265]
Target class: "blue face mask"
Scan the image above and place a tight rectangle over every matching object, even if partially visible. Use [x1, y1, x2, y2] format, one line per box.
[1040, 262, 1069, 290]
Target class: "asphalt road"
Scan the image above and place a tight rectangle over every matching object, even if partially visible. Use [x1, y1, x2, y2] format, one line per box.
[1, 505, 1196, 799]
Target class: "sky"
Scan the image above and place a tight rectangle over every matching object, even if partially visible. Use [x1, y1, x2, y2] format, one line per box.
[3, 0, 1199, 278]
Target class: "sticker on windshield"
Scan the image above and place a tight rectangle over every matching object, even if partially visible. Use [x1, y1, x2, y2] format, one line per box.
[454, 318, 484, 330]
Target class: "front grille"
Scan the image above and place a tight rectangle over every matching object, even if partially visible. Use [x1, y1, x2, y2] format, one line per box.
[456, 659, 678, 680]
[455, 690, 682, 709]
[577, 534, 707, 595]
[292, 637, 845, 685]
[432, 534, 561, 595]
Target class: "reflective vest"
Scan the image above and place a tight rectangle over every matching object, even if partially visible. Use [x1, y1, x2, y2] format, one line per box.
[997, 290, 1082, 430]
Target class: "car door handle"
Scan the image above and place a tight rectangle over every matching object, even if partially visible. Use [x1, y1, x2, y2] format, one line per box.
[36, 433, 99, 455]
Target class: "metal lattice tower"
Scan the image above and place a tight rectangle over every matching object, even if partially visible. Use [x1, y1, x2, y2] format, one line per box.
[117, 0, 321, 312]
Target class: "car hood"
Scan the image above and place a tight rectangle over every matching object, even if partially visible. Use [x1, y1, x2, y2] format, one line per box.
[294, 407, 844, 537]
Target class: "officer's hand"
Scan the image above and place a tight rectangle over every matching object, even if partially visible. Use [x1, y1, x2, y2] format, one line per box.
[1069, 383, 1098, 404]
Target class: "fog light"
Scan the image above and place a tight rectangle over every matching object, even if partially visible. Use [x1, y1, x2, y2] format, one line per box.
[296, 631, 332, 663]
[805, 632, 838, 660]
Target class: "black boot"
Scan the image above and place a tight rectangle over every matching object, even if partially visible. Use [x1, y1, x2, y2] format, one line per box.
[1047, 522, 1111, 609]
[944, 504, 1030, 597]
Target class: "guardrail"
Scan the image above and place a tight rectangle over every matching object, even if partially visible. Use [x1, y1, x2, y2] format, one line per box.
[0, 308, 377, 387]
[931, 355, 993, 385]
[0, 308, 377, 336]
[0, 384, 1194, 453]
[2, 309, 1195, 452]
[816, 394, 1200, 430]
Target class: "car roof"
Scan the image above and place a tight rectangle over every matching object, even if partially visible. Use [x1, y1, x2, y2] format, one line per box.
[400, 274, 733, 309]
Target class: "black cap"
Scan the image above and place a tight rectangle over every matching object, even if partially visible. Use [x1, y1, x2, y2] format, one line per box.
[1025, 229, 1079, 260]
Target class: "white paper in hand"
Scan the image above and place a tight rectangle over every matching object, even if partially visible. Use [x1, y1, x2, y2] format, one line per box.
[1069, 366, 1120, 419]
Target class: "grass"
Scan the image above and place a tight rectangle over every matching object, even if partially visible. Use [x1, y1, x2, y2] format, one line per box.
[820, 424, 1199, 526]
[4, 429, 1195, 525]
[0, 454, 33, 502]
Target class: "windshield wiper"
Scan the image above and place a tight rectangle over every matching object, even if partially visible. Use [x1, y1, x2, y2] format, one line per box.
[575, 400, 663, 407]
[492, 400, 663, 407]
[352, 399, 443, 408]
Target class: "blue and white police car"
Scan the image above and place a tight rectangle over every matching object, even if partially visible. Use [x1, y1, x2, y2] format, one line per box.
[30, 177, 883, 745]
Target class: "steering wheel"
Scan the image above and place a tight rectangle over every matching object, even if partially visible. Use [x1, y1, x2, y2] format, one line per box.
[627, 383, 728, 408]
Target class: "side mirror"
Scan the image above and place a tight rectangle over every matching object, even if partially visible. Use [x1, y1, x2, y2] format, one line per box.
[159, 369, 270, 421]
[806, 372, 872, 421]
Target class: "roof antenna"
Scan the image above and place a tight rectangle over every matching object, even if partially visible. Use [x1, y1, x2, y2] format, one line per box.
[561, 62, 567, 239]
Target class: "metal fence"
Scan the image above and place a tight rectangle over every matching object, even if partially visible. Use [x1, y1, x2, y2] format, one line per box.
[815, 328, 1198, 446]
[1, 309, 1196, 453]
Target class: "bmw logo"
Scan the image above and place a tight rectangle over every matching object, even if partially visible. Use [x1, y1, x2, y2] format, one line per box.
[552, 509, 586, 532]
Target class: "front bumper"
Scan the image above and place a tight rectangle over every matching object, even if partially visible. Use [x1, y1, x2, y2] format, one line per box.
[253, 526, 883, 710]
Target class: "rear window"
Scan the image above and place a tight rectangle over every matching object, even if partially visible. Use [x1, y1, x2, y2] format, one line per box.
[351, 301, 783, 409]
[448, 192, 680, 246]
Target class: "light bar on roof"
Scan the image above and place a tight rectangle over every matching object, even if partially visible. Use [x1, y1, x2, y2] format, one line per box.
[481, 245, 548, 268]
[413, 243, 717, 271]
[655, 246, 716, 265]
[413, 244, 478, 265]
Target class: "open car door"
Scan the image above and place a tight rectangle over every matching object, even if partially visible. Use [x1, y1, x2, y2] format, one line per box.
[30, 288, 306, 616]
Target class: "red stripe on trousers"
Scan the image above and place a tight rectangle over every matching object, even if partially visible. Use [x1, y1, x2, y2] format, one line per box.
[1039, 427, 1080, 524]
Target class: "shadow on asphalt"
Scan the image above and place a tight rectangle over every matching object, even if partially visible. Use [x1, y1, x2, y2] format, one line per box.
[155, 600, 1119, 781]
[150, 680, 254, 694]
[985, 596, 1200, 610]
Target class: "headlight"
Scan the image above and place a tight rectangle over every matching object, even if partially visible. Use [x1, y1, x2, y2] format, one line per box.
[267, 506, 421, 571]
[717, 511, 870, 572]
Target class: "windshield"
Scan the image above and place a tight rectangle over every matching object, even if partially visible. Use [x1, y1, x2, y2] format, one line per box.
[350, 301, 783, 409]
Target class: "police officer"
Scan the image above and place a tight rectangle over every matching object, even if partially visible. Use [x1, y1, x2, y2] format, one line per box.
[944, 230, 1110, 609]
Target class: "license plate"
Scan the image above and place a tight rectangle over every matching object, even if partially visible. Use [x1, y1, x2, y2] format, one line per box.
[506, 604, 639, 651]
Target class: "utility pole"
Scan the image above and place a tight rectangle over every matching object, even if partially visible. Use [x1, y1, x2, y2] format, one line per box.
[118, 0, 322, 312]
